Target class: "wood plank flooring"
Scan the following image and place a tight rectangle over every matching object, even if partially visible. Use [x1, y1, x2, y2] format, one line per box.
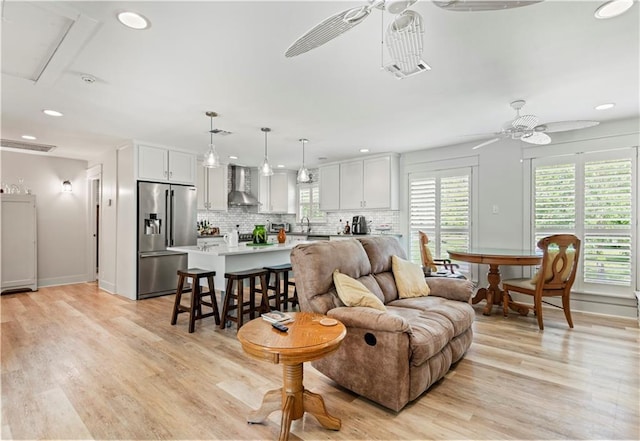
[2, 283, 638, 440]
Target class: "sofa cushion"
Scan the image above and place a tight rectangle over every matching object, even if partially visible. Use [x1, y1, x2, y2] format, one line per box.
[333, 270, 386, 311]
[392, 255, 430, 298]
[389, 296, 475, 337]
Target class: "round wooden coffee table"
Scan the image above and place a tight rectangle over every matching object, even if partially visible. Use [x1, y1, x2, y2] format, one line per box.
[237, 312, 346, 441]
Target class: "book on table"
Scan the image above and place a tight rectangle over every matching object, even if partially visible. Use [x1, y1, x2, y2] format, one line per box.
[261, 310, 294, 324]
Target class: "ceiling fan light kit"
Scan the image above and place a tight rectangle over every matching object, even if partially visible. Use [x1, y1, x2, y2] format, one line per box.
[471, 100, 600, 150]
[594, 0, 634, 19]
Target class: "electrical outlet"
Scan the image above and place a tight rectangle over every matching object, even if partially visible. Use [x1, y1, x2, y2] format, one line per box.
[492, 204, 499, 214]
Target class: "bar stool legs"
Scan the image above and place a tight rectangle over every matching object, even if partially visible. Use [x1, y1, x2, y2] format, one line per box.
[220, 269, 269, 330]
[171, 268, 220, 333]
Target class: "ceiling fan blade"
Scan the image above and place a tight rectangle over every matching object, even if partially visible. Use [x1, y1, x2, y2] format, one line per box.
[285, 6, 371, 58]
[521, 131, 551, 145]
[432, 1, 544, 12]
[535, 120, 600, 133]
[472, 137, 501, 150]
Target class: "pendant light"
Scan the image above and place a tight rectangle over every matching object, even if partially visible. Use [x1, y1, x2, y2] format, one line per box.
[260, 127, 273, 176]
[203, 111, 220, 168]
[297, 138, 310, 183]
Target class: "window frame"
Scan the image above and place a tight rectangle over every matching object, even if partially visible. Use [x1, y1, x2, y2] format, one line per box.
[296, 181, 325, 223]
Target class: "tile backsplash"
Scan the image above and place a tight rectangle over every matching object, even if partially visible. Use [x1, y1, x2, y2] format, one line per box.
[197, 208, 400, 235]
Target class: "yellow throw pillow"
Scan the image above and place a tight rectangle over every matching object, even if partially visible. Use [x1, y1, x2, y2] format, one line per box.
[392, 255, 431, 299]
[333, 270, 386, 311]
[531, 249, 576, 283]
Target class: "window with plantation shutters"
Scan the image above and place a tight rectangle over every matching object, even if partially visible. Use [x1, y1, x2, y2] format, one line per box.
[533, 149, 636, 294]
[298, 182, 324, 222]
[408, 168, 471, 274]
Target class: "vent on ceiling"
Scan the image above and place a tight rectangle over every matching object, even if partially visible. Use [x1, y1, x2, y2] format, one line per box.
[211, 128, 232, 136]
[1, 139, 56, 152]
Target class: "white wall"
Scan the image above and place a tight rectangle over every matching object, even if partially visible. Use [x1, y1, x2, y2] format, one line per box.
[1, 151, 89, 287]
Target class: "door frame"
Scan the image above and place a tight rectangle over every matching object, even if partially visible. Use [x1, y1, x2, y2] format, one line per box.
[86, 165, 102, 282]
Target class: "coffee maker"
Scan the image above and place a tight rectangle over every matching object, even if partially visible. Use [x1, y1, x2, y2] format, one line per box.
[352, 215, 368, 235]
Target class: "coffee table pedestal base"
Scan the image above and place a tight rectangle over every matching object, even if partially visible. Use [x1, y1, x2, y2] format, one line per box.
[248, 363, 340, 441]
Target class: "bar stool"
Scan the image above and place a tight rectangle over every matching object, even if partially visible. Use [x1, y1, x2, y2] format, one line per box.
[171, 268, 220, 333]
[220, 268, 269, 330]
[263, 263, 295, 311]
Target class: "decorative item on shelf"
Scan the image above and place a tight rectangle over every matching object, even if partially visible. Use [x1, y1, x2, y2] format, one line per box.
[259, 127, 273, 176]
[296, 138, 310, 183]
[203, 111, 221, 168]
[277, 228, 287, 244]
[252, 224, 268, 244]
[62, 180, 72, 192]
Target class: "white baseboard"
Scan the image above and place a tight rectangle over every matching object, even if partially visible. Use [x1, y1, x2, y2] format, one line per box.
[38, 275, 88, 288]
[99, 280, 116, 294]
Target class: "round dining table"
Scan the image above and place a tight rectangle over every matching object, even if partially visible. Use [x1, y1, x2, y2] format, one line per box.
[447, 248, 542, 316]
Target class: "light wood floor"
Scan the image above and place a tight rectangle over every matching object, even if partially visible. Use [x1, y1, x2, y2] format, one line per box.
[2, 283, 638, 440]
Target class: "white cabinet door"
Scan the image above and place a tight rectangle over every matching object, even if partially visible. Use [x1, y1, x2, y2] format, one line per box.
[339, 160, 364, 210]
[269, 171, 296, 214]
[168, 150, 195, 184]
[196, 163, 228, 211]
[207, 165, 228, 211]
[319, 164, 340, 211]
[1, 195, 37, 292]
[138, 144, 169, 181]
[363, 156, 391, 209]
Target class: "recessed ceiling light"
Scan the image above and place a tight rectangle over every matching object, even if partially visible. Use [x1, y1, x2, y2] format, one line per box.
[117, 11, 150, 30]
[595, 103, 616, 110]
[43, 109, 63, 117]
[277, 164, 285, 168]
[359, 148, 369, 153]
[229, 155, 238, 160]
[594, 0, 633, 19]
[21, 135, 37, 140]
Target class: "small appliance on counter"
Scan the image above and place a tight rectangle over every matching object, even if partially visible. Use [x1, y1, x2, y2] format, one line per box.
[352, 215, 368, 235]
[268, 222, 290, 233]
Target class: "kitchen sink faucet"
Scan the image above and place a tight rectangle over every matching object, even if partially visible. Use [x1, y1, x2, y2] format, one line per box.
[301, 216, 311, 234]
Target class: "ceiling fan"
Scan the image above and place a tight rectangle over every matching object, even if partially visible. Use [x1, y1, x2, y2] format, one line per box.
[285, 1, 543, 78]
[471, 100, 600, 150]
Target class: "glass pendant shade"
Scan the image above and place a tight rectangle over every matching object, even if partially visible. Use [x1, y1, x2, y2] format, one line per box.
[260, 127, 273, 176]
[203, 144, 220, 168]
[296, 138, 311, 183]
[203, 111, 220, 168]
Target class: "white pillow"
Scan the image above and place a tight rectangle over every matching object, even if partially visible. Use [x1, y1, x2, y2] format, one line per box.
[392, 255, 431, 299]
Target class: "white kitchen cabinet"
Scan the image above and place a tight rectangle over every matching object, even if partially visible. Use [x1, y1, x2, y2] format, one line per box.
[319, 164, 340, 211]
[339, 154, 399, 210]
[196, 162, 228, 211]
[252, 169, 297, 214]
[137, 144, 196, 184]
[1, 194, 37, 293]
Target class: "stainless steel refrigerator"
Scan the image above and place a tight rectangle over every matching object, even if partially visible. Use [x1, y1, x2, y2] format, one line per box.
[137, 182, 197, 299]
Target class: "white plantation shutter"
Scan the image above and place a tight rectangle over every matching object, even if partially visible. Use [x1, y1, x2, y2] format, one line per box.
[533, 150, 636, 294]
[298, 183, 324, 222]
[409, 168, 471, 274]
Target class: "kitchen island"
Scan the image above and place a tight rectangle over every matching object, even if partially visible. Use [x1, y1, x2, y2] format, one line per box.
[167, 242, 307, 295]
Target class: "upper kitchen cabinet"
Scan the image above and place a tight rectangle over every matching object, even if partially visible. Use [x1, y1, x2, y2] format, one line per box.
[339, 154, 399, 210]
[196, 163, 228, 211]
[319, 164, 340, 211]
[137, 144, 196, 185]
[251, 169, 297, 214]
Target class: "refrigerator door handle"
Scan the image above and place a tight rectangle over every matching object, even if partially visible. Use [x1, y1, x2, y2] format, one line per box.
[169, 189, 175, 246]
[165, 189, 170, 247]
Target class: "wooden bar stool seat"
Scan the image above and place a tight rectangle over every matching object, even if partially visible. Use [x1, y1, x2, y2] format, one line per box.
[220, 268, 269, 330]
[171, 268, 220, 333]
[262, 263, 294, 311]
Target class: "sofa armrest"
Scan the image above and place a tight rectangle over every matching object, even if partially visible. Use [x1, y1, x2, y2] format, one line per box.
[327, 307, 411, 333]
[425, 278, 474, 302]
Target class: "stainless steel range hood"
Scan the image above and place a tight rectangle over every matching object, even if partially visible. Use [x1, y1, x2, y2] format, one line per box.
[228, 165, 260, 206]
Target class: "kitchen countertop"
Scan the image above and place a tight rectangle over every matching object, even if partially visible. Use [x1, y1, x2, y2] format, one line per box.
[169, 242, 309, 257]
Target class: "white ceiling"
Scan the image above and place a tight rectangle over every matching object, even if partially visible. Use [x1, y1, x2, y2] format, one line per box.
[1, 1, 638, 169]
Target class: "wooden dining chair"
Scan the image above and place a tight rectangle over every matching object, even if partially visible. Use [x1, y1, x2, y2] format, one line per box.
[502, 234, 581, 330]
[418, 231, 462, 277]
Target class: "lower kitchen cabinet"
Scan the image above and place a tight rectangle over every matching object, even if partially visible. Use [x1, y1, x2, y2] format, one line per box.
[1, 194, 37, 293]
[196, 163, 228, 211]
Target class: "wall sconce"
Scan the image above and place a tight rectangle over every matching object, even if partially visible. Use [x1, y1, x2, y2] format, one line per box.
[62, 180, 72, 192]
